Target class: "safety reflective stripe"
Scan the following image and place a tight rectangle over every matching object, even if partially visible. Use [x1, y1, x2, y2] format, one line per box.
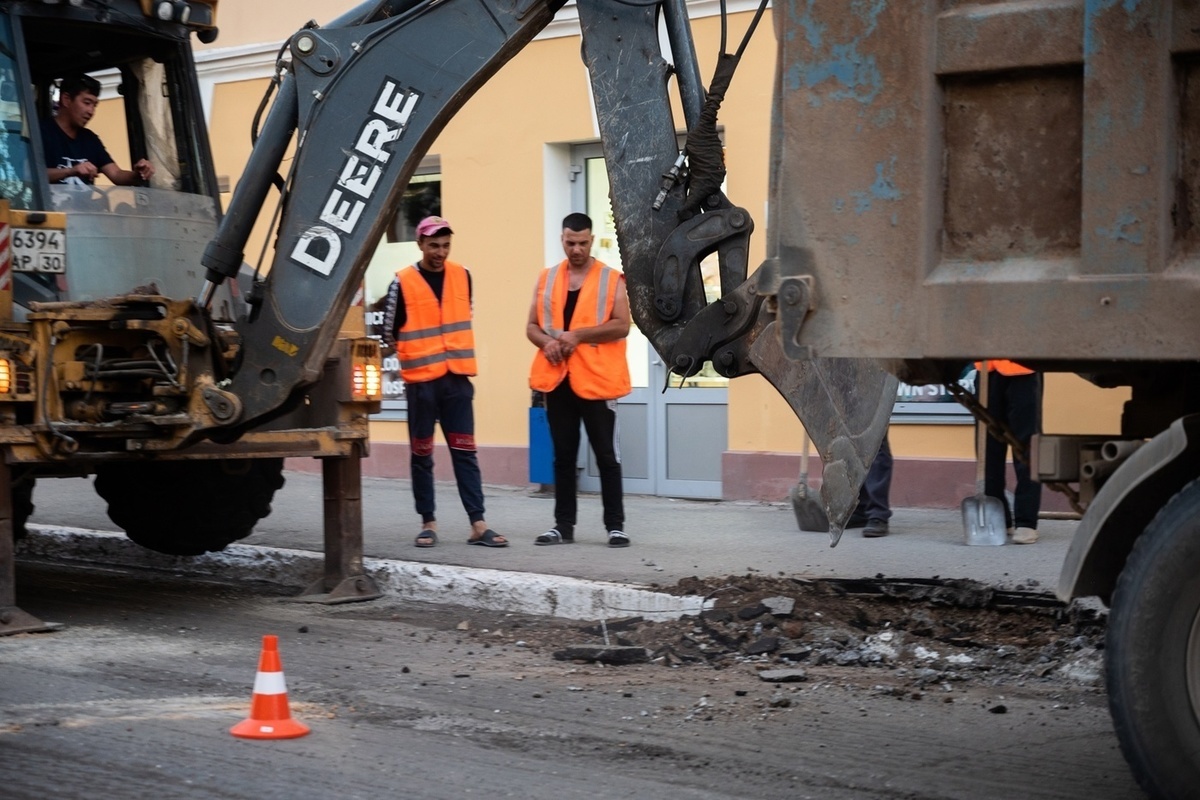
[252, 671, 288, 695]
[396, 319, 473, 342]
[596, 267, 612, 324]
[541, 263, 561, 337]
[402, 349, 476, 369]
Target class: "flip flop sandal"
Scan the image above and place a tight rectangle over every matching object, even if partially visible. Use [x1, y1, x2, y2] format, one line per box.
[468, 529, 508, 548]
[607, 530, 631, 548]
[414, 530, 438, 548]
[534, 529, 573, 546]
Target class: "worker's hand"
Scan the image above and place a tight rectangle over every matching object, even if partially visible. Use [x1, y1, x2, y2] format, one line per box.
[542, 338, 566, 365]
[73, 160, 98, 182]
[556, 330, 580, 359]
[133, 159, 155, 181]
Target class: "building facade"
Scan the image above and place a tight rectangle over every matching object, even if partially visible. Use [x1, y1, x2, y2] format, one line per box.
[95, 1, 1130, 506]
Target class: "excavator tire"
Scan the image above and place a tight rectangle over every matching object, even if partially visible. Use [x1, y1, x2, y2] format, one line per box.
[94, 458, 286, 556]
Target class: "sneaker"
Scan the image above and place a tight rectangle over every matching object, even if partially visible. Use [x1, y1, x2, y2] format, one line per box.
[607, 530, 631, 548]
[1012, 527, 1039, 545]
[862, 519, 889, 538]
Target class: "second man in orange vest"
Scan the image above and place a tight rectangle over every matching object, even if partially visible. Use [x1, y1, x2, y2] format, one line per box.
[527, 213, 633, 547]
[382, 216, 507, 549]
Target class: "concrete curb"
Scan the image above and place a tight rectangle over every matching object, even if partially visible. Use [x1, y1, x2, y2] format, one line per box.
[17, 525, 710, 622]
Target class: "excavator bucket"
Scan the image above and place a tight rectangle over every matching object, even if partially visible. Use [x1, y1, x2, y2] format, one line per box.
[749, 333, 897, 544]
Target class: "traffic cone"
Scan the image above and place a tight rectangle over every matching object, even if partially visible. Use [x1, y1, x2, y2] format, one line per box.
[230, 634, 310, 739]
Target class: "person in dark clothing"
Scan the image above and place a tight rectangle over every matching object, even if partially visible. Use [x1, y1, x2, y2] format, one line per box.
[846, 433, 893, 537]
[381, 216, 506, 549]
[42, 73, 154, 186]
[526, 213, 632, 547]
[978, 360, 1043, 544]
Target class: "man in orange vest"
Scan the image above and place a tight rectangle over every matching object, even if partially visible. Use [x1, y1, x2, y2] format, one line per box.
[382, 216, 506, 548]
[526, 213, 632, 547]
[977, 360, 1043, 544]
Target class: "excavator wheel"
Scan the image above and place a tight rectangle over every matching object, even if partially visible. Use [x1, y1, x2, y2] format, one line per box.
[94, 458, 286, 556]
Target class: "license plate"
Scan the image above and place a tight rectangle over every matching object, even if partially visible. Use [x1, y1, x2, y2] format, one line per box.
[12, 227, 66, 273]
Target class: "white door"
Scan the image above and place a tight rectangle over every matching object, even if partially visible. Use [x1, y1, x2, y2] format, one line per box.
[572, 148, 728, 499]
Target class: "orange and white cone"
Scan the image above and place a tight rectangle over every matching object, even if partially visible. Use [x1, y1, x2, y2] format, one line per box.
[230, 634, 310, 740]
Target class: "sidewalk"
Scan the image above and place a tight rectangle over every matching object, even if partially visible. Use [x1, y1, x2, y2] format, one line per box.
[27, 471, 1077, 597]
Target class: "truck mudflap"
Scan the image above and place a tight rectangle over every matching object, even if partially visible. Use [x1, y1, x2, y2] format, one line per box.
[1057, 414, 1200, 603]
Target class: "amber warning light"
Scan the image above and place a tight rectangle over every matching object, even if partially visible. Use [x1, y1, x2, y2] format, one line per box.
[352, 363, 381, 399]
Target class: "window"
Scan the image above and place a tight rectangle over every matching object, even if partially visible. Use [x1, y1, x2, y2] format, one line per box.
[575, 145, 730, 390]
[0, 15, 35, 209]
[891, 367, 975, 424]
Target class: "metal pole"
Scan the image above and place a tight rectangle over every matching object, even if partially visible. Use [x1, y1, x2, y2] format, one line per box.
[0, 462, 55, 635]
[294, 448, 382, 603]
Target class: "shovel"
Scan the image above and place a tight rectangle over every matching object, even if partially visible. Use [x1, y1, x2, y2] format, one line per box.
[962, 366, 1007, 546]
[791, 427, 829, 532]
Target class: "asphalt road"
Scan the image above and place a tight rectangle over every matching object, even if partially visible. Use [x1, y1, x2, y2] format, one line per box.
[3, 471, 1147, 798]
[3, 561, 1142, 800]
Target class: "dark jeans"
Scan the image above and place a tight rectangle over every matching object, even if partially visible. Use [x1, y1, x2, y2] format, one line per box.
[981, 371, 1042, 529]
[405, 373, 485, 525]
[545, 378, 624, 534]
[854, 433, 893, 522]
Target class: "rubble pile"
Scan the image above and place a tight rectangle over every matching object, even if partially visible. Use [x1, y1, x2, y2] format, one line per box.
[554, 575, 1108, 689]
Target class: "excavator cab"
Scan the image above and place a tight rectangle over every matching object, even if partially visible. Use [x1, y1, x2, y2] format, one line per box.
[0, 0, 237, 318]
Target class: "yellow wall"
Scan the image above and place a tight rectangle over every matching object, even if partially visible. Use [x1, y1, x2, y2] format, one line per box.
[197, 1, 345, 51]
[195, 6, 1129, 460]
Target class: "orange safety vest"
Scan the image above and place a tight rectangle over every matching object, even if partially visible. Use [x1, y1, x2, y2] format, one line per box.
[529, 259, 631, 400]
[395, 261, 476, 383]
[976, 359, 1034, 376]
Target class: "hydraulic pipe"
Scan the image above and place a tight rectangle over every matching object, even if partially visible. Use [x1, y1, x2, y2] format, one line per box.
[198, 78, 299, 307]
[661, 0, 704, 130]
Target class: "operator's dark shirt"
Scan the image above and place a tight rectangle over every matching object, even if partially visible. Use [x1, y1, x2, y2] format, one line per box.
[41, 119, 113, 185]
[382, 263, 473, 345]
[563, 289, 580, 330]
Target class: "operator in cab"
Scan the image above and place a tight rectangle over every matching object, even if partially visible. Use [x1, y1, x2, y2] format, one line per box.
[42, 73, 154, 186]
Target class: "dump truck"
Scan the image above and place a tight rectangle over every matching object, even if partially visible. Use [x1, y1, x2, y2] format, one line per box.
[1, 0, 1195, 795]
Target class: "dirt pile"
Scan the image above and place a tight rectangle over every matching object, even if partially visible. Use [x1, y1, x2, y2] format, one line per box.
[538, 575, 1108, 690]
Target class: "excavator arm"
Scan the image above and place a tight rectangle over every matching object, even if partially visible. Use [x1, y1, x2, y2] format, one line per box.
[198, 0, 569, 426]
[577, 0, 895, 537]
[199, 0, 891, 538]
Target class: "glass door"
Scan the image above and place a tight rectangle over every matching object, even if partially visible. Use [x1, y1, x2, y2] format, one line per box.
[573, 147, 727, 499]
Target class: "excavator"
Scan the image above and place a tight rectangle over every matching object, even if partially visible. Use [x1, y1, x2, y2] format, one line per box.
[1, 0, 1198, 796]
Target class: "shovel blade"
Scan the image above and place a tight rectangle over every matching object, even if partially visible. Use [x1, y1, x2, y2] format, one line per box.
[790, 483, 830, 532]
[961, 495, 1007, 546]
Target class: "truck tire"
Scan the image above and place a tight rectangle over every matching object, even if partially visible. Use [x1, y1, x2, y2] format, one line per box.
[1106, 477, 1200, 800]
[93, 459, 286, 556]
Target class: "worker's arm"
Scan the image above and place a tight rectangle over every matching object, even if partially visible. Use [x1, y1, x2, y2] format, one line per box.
[46, 160, 98, 183]
[526, 284, 570, 365]
[100, 158, 154, 186]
